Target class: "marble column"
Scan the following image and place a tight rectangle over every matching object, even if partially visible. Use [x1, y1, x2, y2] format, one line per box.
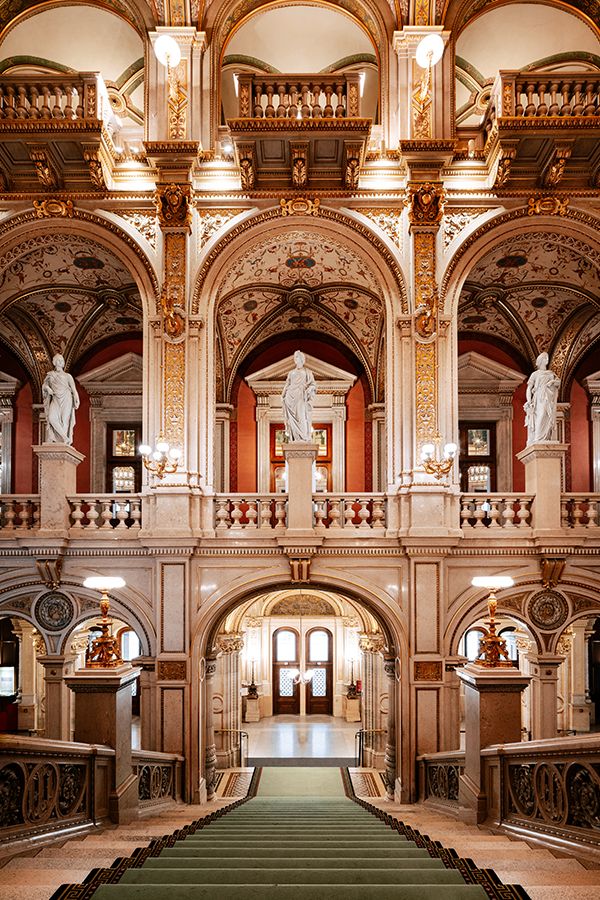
[358, 632, 386, 768]
[134, 656, 158, 750]
[569, 622, 592, 731]
[14, 621, 38, 732]
[215, 633, 244, 767]
[383, 655, 397, 801]
[204, 655, 218, 800]
[526, 653, 565, 739]
[457, 663, 530, 824]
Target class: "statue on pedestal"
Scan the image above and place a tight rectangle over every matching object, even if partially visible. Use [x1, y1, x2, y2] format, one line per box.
[42, 354, 80, 445]
[524, 352, 559, 445]
[282, 351, 316, 442]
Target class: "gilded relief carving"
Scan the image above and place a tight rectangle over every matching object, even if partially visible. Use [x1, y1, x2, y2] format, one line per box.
[117, 211, 158, 250]
[33, 199, 74, 219]
[197, 209, 246, 249]
[156, 183, 193, 231]
[409, 183, 444, 226]
[362, 208, 403, 247]
[164, 341, 185, 447]
[414, 660, 442, 681]
[158, 660, 187, 680]
[416, 341, 437, 438]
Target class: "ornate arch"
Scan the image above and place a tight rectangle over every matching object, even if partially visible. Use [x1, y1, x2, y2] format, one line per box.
[0, 0, 155, 42]
[440, 0, 600, 38]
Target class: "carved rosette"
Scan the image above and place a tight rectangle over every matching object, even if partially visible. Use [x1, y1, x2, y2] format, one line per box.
[359, 632, 386, 654]
[215, 632, 245, 654]
[527, 590, 569, 631]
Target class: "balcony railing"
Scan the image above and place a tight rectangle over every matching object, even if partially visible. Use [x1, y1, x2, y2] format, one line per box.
[133, 749, 183, 809]
[460, 494, 533, 531]
[314, 495, 387, 531]
[68, 494, 142, 532]
[561, 494, 600, 529]
[236, 72, 362, 119]
[0, 73, 112, 124]
[214, 494, 287, 531]
[0, 495, 40, 530]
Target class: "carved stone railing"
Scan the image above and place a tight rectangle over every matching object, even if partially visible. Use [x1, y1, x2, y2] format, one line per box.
[561, 494, 600, 529]
[0, 73, 111, 123]
[314, 494, 387, 531]
[68, 494, 142, 532]
[0, 735, 114, 843]
[0, 495, 40, 531]
[133, 749, 183, 809]
[236, 72, 362, 119]
[460, 494, 533, 531]
[214, 494, 286, 531]
[418, 750, 465, 811]
[483, 734, 600, 853]
[483, 70, 600, 139]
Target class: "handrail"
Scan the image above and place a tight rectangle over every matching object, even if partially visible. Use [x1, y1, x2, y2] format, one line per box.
[355, 728, 387, 767]
[133, 749, 184, 806]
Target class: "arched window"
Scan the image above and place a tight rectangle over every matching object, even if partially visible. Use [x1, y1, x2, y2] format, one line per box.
[462, 627, 486, 661]
[499, 626, 518, 662]
[308, 628, 330, 662]
[275, 628, 298, 662]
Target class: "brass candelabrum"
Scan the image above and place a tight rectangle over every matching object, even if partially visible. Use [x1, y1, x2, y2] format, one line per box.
[247, 659, 259, 699]
[83, 578, 126, 669]
[138, 434, 181, 479]
[475, 590, 513, 668]
[420, 442, 458, 479]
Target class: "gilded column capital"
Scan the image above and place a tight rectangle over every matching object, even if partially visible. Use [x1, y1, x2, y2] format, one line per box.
[215, 632, 245, 654]
[359, 632, 386, 654]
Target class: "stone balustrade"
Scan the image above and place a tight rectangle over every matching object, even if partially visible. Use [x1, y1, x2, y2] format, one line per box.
[0, 495, 40, 530]
[460, 494, 533, 531]
[483, 70, 600, 138]
[313, 494, 387, 531]
[214, 494, 287, 531]
[236, 72, 361, 119]
[561, 493, 600, 528]
[133, 749, 183, 810]
[417, 750, 465, 810]
[68, 495, 142, 532]
[0, 73, 111, 122]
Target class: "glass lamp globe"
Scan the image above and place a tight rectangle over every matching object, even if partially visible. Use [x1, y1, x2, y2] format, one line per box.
[416, 33, 445, 69]
[154, 34, 181, 69]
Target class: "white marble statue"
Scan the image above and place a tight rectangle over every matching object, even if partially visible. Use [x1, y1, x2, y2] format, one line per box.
[282, 351, 317, 443]
[524, 351, 560, 445]
[42, 354, 80, 445]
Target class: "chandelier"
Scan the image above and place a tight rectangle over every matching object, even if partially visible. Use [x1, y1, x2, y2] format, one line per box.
[286, 593, 314, 684]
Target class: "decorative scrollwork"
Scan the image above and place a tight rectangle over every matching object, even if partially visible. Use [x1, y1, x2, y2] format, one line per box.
[0, 758, 90, 836]
[138, 764, 174, 803]
[0, 763, 24, 827]
[426, 763, 461, 802]
[566, 763, 600, 830]
[58, 765, 87, 817]
[509, 763, 536, 817]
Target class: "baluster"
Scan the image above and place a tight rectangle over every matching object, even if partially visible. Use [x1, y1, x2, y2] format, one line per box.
[276, 84, 286, 118]
[343, 499, 356, 528]
[230, 499, 243, 530]
[301, 82, 310, 119]
[517, 498, 530, 527]
[40, 86, 52, 119]
[74, 85, 84, 119]
[560, 81, 572, 116]
[515, 81, 524, 116]
[17, 501, 30, 529]
[583, 80, 596, 116]
[3, 500, 16, 529]
[460, 498, 472, 530]
[130, 497, 142, 530]
[312, 85, 322, 118]
[572, 499, 584, 528]
[215, 498, 230, 530]
[70, 498, 84, 529]
[264, 84, 275, 117]
[536, 80, 548, 117]
[0, 87, 5, 118]
[548, 82, 560, 116]
[4, 86, 16, 119]
[32, 501, 40, 529]
[358, 499, 371, 529]
[289, 83, 299, 117]
[100, 499, 113, 528]
[335, 83, 345, 117]
[16, 85, 28, 119]
[524, 82, 536, 116]
[314, 498, 326, 531]
[587, 499, 598, 528]
[502, 500, 515, 527]
[472, 498, 486, 527]
[371, 497, 385, 529]
[328, 498, 341, 528]
[275, 499, 286, 529]
[488, 499, 501, 527]
[52, 85, 64, 118]
[323, 85, 334, 118]
[245, 499, 258, 528]
[560, 498, 569, 528]
[253, 85, 263, 117]
[259, 498, 273, 530]
[29, 85, 40, 119]
[64, 85, 75, 119]
[116, 501, 129, 529]
[572, 81, 584, 116]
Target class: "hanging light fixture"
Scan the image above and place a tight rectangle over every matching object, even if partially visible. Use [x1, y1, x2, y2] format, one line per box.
[286, 590, 314, 684]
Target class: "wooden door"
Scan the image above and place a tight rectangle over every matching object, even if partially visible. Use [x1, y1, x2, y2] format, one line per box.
[272, 628, 300, 715]
[306, 628, 333, 715]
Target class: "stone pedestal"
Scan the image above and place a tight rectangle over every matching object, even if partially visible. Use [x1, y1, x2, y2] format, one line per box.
[38, 655, 75, 740]
[66, 664, 141, 824]
[282, 442, 318, 535]
[516, 442, 568, 533]
[244, 696, 260, 723]
[457, 663, 530, 824]
[33, 444, 84, 534]
[526, 653, 564, 740]
[345, 696, 361, 723]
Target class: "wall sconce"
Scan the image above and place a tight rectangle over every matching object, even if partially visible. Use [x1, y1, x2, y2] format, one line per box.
[153, 34, 185, 140]
[471, 575, 514, 668]
[413, 32, 445, 139]
[82, 576, 126, 669]
[420, 441, 457, 479]
[139, 435, 181, 479]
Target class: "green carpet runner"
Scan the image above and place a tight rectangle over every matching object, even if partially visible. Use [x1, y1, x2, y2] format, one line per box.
[50, 768, 529, 899]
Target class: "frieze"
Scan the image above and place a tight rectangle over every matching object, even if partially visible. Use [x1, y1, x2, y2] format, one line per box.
[271, 596, 335, 616]
[157, 660, 187, 681]
[414, 660, 442, 681]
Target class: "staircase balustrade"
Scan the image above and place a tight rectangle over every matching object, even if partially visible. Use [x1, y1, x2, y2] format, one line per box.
[133, 750, 184, 809]
[214, 494, 286, 531]
[460, 494, 533, 531]
[214, 729, 249, 768]
[236, 72, 361, 119]
[0, 495, 40, 530]
[418, 751, 465, 810]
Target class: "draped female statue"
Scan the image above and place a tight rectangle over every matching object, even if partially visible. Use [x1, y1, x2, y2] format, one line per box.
[524, 352, 559, 445]
[42, 354, 80, 445]
[282, 351, 317, 443]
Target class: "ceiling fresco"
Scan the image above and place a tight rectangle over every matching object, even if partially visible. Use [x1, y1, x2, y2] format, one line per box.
[459, 232, 600, 382]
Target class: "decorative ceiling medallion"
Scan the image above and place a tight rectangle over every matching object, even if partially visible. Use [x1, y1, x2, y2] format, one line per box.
[527, 590, 569, 631]
[34, 591, 75, 631]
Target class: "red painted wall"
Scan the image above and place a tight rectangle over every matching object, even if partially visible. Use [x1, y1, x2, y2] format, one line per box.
[13, 383, 34, 494]
[346, 379, 365, 492]
[570, 378, 591, 492]
[236, 379, 257, 492]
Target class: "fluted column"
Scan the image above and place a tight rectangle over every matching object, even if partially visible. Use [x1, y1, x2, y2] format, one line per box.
[215, 632, 244, 767]
[383, 655, 397, 801]
[204, 654, 218, 800]
[358, 632, 386, 767]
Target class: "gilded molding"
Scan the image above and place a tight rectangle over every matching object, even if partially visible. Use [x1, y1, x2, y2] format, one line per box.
[527, 196, 569, 216]
[33, 198, 74, 219]
[414, 231, 437, 339]
[280, 197, 320, 217]
[416, 341, 437, 439]
[164, 341, 185, 448]
[227, 118, 372, 132]
[162, 231, 186, 339]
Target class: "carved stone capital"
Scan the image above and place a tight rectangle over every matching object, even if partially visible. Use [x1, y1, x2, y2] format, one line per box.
[216, 632, 245, 654]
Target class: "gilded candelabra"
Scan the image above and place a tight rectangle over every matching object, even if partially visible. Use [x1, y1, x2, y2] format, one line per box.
[471, 576, 515, 668]
[83, 577, 126, 669]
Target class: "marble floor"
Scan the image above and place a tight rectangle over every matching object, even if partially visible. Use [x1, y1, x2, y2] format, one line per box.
[245, 714, 358, 765]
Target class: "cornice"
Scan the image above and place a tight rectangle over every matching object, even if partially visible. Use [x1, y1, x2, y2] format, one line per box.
[227, 118, 372, 132]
